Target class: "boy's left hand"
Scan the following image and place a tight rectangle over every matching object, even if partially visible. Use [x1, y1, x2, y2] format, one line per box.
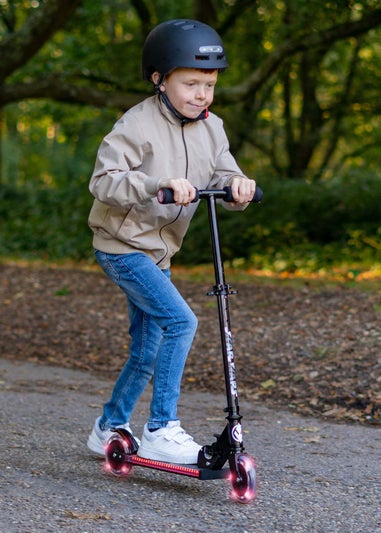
[230, 176, 256, 205]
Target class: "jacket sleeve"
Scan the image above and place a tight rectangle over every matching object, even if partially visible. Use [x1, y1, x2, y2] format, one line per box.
[89, 114, 166, 209]
[207, 119, 254, 211]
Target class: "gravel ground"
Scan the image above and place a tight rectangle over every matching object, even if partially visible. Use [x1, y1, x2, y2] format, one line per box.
[1, 358, 380, 533]
[1, 264, 380, 425]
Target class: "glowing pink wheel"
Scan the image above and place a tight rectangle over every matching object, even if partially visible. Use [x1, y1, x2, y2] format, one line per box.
[229, 454, 256, 504]
[105, 433, 133, 477]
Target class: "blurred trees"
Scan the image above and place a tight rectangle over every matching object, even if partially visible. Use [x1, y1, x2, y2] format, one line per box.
[1, 0, 381, 183]
[1, 1, 381, 265]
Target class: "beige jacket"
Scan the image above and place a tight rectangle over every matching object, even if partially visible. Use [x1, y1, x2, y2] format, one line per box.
[88, 95, 248, 269]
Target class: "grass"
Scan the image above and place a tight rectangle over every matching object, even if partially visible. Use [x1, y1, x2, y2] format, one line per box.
[2, 254, 381, 290]
[171, 262, 381, 292]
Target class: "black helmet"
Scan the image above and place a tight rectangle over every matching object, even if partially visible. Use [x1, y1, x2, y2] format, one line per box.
[142, 19, 228, 80]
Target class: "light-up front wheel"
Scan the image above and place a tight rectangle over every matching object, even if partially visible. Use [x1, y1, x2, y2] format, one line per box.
[229, 454, 256, 503]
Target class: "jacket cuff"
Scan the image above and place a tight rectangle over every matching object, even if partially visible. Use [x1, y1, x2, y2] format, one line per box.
[144, 176, 166, 197]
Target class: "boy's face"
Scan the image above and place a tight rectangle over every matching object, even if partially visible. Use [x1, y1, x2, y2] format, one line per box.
[155, 68, 218, 119]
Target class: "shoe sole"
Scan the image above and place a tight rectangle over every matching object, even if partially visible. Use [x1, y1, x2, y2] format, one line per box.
[87, 433, 106, 456]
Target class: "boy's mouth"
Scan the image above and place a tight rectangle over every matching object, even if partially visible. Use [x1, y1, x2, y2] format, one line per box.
[189, 103, 206, 110]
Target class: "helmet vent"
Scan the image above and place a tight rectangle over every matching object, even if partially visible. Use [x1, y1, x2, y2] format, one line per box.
[195, 55, 225, 61]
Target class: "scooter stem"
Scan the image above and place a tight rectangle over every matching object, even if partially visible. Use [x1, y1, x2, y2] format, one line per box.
[204, 193, 242, 443]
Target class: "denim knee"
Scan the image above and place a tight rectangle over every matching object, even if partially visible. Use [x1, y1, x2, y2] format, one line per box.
[186, 309, 198, 336]
[164, 306, 198, 338]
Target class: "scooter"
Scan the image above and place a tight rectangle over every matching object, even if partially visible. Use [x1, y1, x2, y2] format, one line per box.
[104, 185, 263, 504]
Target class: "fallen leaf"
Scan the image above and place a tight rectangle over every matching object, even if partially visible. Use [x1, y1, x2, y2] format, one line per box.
[304, 435, 321, 443]
[260, 379, 276, 389]
[64, 510, 111, 520]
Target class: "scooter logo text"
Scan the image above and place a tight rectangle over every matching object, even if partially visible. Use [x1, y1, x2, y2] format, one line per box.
[225, 327, 237, 397]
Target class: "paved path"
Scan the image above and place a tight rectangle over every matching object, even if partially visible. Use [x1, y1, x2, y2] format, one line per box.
[0, 358, 380, 532]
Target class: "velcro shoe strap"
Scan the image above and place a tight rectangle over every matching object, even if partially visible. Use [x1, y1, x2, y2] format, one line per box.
[164, 427, 193, 444]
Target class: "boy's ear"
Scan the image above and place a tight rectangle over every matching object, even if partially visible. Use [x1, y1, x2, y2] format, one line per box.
[151, 72, 162, 85]
[151, 72, 165, 92]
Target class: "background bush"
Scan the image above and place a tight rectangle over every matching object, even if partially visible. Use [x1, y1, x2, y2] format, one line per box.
[1, 171, 380, 273]
[0, 179, 93, 261]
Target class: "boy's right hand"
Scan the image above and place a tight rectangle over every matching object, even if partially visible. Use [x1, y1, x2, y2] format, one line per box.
[159, 178, 197, 206]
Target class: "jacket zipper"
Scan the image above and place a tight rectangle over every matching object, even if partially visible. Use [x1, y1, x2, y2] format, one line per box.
[156, 122, 188, 267]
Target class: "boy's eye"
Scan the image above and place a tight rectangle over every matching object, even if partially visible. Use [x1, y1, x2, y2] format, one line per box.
[183, 81, 215, 89]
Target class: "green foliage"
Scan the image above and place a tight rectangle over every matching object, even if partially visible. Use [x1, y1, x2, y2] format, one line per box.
[0, 170, 381, 272]
[176, 173, 381, 273]
[2, 171, 380, 275]
[2, 0, 381, 181]
[1, 100, 116, 187]
[0, 180, 93, 260]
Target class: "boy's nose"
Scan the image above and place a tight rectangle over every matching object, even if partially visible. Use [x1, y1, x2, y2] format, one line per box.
[196, 86, 206, 99]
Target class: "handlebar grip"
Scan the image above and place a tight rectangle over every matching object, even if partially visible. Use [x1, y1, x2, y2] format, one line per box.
[157, 188, 199, 204]
[157, 188, 175, 204]
[156, 187, 200, 204]
[223, 185, 263, 203]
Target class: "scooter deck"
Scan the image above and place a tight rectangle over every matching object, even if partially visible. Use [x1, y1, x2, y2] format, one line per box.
[125, 454, 229, 480]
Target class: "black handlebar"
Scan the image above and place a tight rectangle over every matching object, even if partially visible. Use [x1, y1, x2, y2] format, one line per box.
[157, 185, 263, 204]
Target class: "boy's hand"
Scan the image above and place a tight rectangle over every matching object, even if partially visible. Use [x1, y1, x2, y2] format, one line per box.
[160, 178, 197, 206]
[230, 176, 256, 205]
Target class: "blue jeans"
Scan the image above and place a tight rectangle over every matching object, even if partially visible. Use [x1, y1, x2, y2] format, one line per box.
[95, 251, 198, 430]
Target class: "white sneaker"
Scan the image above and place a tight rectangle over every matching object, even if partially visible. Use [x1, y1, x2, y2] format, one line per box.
[137, 421, 201, 464]
[87, 416, 139, 456]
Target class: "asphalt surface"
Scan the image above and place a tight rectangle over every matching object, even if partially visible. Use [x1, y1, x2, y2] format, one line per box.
[0, 357, 380, 533]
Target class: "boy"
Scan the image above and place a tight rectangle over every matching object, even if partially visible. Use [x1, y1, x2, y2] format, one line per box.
[87, 19, 256, 464]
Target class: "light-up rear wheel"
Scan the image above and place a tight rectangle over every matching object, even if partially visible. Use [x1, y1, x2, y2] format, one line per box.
[105, 433, 133, 477]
